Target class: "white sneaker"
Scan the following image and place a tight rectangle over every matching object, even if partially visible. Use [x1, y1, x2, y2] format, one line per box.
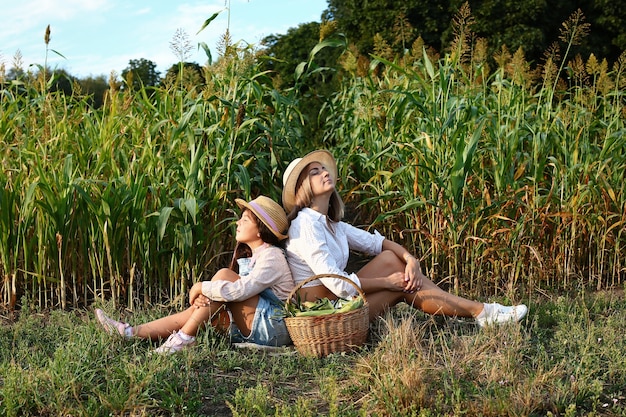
[154, 332, 196, 354]
[476, 303, 528, 327]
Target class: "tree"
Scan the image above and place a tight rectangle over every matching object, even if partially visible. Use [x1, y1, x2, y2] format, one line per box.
[323, 0, 626, 67]
[454, 0, 626, 65]
[323, 0, 451, 57]
[261, 22, 327, 88]
[162, 62, 205, 90]
[573, 0, 626, 63]
[259, 21, 345, 145]
[46, 68, 74, 96]
[78, 74, 109, 108]
[121, 58, 161, 91]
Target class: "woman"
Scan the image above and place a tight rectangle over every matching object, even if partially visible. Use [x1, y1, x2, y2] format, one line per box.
[281, 150, 528, 326]
[95, 195, 295, 353]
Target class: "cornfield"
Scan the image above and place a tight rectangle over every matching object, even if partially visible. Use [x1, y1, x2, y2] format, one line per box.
[1, 10, 624, 311]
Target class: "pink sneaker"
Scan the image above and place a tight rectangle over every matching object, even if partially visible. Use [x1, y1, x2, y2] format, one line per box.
[95, 309, 130, 338]
[154, 332, 196, 354]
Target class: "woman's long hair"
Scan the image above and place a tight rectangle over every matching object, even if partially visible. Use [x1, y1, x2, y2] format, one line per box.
[229, 209, 284, 272]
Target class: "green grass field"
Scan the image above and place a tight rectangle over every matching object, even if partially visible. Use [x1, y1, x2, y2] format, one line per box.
[1, 289, 625, 416]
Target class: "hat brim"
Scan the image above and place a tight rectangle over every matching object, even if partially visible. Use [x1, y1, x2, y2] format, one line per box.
[282, 150, 337, 214]
[236, 198, 288, 240]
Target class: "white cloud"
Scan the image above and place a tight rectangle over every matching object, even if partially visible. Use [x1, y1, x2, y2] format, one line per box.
[0, 0, 326, 77]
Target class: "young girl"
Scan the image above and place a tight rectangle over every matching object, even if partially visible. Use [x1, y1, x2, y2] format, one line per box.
[281, 150, 527, 326]
[95, 195, 295, 353]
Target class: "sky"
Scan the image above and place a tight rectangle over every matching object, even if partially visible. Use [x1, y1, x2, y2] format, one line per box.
[0, 0, 328, 79]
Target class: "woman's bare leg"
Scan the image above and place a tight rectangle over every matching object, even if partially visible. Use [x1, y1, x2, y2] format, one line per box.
[358, 251, 484, 319]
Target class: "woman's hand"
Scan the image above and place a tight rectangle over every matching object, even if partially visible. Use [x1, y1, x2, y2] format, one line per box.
[403, 255, 423, 293]
[385, 272, 410, 292]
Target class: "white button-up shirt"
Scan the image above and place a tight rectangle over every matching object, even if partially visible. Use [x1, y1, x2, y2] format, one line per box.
[285, 207, 385, 298]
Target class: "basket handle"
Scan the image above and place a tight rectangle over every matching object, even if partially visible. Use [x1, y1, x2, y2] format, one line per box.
[286, 273, 367, 309]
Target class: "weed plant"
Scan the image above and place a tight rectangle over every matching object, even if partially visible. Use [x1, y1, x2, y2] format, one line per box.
[321, 7, 625, 299]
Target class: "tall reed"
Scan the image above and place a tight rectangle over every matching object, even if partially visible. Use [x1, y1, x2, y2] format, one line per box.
[321, 7, 625, 297]
[0, 39, 303, 310]
[0, 9, 623, 310]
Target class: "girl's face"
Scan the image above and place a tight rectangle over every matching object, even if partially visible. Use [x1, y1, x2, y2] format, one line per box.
[307, 161, 335, 197]
[235, 210, 262, 246]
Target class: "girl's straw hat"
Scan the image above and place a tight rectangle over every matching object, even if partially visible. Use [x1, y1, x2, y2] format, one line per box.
[282, 150, 337, 213]
[235, 196, 289, 240]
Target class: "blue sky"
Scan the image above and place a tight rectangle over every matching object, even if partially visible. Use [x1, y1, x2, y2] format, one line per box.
[0, 0, 328, 79]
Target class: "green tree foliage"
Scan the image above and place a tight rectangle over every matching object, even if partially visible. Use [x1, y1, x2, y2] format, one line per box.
[575, 0, 626, 62]
[260, 22, 345, 145]
[447, 0, 548, 62]
[262, 22, 328, 88]
[77, 74, 109, 108]
[162, 62, 205, 90]
[323, 0, 451, 56]
[42, 68, 74, 96]
[324, 0, 625, 66]
[455, 0, 626, 65]
[121, 58, 161, 91]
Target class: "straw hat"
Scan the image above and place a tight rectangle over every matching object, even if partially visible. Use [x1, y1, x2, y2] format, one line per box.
[235, 196, 289, 240]
[281, 150, 337, 213]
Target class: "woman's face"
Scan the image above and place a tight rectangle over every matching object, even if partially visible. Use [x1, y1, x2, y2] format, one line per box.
[306, 161, 335, 197]
[235, 209, 261, 244]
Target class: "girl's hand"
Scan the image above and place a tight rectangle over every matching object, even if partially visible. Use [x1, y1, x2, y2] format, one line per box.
[193, 294, 211, 308]
[189, 282, 206, 307]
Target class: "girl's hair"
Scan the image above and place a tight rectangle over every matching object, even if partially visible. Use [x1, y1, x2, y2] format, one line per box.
[287, 162, 344, 222]
[229, 209, 283, 271]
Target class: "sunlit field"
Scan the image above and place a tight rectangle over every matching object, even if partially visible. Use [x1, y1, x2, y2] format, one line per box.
[1, 8, 625, 416]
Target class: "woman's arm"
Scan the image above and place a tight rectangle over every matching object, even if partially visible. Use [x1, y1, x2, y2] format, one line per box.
[357, 274, 408, 293]
[343, 223, 422, 292]
[291, 217, 366, 298]
[381, 239, 424, 292]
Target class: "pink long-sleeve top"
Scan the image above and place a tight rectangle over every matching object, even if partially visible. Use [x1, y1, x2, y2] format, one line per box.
[201, 244, 294, 302]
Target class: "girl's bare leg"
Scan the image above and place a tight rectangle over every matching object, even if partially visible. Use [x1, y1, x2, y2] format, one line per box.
[200, 268, 260, 337]
[226, 296, 259, 337]
[179, 302, 225, 337]
[133, 268, 243, 340]
[132, 303, 223, 341]
[358, 251, 484, 320]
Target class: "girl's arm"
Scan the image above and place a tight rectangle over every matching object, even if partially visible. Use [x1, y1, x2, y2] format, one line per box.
[199, 247, 290, 303]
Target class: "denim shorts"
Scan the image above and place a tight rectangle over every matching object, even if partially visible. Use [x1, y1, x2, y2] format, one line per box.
[229, 288, 292, 347]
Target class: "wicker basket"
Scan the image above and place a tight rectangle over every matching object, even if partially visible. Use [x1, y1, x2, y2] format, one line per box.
[284, 274, 369, 358]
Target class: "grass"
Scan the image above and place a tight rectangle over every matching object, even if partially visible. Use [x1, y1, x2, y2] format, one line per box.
[1, 290, 626, 416]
